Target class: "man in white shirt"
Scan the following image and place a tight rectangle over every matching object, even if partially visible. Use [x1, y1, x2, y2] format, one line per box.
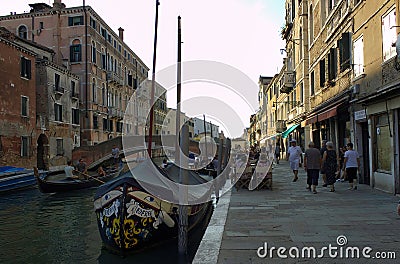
[64, 160, 76, 179]
[286, 139, 302, 182]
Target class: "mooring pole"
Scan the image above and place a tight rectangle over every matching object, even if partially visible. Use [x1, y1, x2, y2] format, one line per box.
[176, 15, 188, 264]
[147, 0, 160, 157]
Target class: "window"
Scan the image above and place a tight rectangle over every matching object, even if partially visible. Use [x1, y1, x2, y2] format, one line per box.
[20, 57, 31, 79]
[118, 44, 122, 53]
[116, 122, 122, 133]
[68, 16, 84, 26]
[92, 79, 97, 103]
[108, 34, 112, 44]
[114, 40, 117, 49]
[338, 32, 351, 71]
[21, 136, 29, 157]
[128, 53, 131, 60]
[21, 96, 28, 117]
[101, 51, 106, 69]
[124, 50, 127, 58]
[56, 139, 63, 156]
[353, 36, 364, 77]
[72, 108, 80, 125]
[70, 40, 82, 62]
[91, 41, 96, 63]
[54, 73, 61, 92]
[102, 84, 106, 106]
[300, 82, 304, 104]
[382, 8, 397, 61]
[101, 28, 107, 39]
[54, 103, 62, 122]
[319, 59, 326, 87]
[71, 81, 78, 97]
[93, 115, 98, 129]
[309, 4, 314, 43]
[39, 22, 44, 29]
[375, 115, 391, 172]
[90, 17, 96, 29]
[310, 71, 315, 95]
[18, 25, 28, 39]
[328, 47, 337, 81]
[103, 118, 108, 131]
[109, 120, 113, 132]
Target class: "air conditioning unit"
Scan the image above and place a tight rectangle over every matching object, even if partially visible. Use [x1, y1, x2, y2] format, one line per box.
[352, 84, 360, 94]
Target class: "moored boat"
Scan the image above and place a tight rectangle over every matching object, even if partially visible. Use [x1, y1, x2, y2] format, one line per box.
[0, 166, 46, 193]
[94, 160, 212, 255]
[35, 163, 121, 193]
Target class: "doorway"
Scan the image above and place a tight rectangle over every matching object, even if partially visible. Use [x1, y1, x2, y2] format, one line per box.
[37, 134, 49, 170]
[361, 122, 370, 185]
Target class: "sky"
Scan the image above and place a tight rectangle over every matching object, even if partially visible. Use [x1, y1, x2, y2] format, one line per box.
[1, 0, 286, 137]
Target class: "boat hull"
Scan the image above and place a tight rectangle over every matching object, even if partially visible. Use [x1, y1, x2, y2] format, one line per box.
[94, 177, 211, 254]
[0, 170, 46, 193]
[35, 168, 120, 193]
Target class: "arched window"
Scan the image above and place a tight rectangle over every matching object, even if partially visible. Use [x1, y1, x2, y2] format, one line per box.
[102, 83, 106, 106]
[91, 41, 96, 63]
[70, 39, 82, 62]
[18, 25, 28, 39]
[92, 78, 97, 103]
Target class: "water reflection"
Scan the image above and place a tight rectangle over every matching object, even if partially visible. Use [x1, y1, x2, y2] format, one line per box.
[0, 187, 212, 264]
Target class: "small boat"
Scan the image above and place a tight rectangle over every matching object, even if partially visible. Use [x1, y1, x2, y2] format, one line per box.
[0, 166, 46, 193]
[94, 160, 212, 255]
[34, 164, 121, 194]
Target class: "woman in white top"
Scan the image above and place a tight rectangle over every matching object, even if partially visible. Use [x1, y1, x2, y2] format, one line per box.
[343, 142, 360, 190]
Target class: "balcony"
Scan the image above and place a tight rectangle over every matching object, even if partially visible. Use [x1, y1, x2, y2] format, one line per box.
[71, 91, 79, 100]
[280, 71, 295, 94]
[276, 120, 286, 133]
[52, 84, 65, 95]
[107, 71, 124, 86]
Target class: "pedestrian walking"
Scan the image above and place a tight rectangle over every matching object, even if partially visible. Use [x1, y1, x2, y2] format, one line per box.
[286, 139, 302, 182]
[322, 141, 339, 192]
[304, 141, 321, 194]
[338, 146, 347, 182]
[343, 142, 360, 190]
[111, 145, 120, 168]
[320, 140, 328, 187]
[274, 143, 281, 164]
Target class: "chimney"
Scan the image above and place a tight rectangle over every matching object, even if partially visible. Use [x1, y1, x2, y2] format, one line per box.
[118, 27, 124, 42]
[53, 0, 65, 9]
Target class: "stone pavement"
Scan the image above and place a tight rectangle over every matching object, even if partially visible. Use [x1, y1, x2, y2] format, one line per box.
[194, 160, 400, 264]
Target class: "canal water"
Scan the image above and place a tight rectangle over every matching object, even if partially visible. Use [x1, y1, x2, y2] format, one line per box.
[0, 186, 213, 264]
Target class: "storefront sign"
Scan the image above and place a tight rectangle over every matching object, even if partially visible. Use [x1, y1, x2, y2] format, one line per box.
[354, 110, 366, 121]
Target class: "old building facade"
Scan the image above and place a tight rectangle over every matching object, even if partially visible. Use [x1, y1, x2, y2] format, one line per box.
[278, 0, 400, 194]
[0, 1, 149, 146]
[0, 34, 38, 168]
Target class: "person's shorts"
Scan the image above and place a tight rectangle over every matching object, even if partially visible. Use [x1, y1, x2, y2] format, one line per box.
[346, 167, 358, 183]
[290, 160, 300, 171]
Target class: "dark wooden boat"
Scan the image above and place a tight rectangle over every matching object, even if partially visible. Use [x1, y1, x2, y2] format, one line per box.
[94, 160, 212, 255]
[35, 164, 121, 193]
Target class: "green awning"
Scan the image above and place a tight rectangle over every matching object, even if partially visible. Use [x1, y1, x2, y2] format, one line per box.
[281, 124, 299, 138]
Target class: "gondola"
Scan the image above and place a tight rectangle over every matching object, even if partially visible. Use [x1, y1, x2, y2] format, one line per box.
[94, 159, 212, 255]
[34, 163, 121, 193]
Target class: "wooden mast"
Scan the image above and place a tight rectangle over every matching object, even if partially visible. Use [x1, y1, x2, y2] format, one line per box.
[147, 0, 160, 157]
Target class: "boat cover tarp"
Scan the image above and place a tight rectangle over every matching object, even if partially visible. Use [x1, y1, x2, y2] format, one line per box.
[0, 166, 27, 174]
[95, 160, 211, 204]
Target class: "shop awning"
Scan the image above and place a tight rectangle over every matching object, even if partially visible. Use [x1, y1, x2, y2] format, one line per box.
[282, 124, 299, 138]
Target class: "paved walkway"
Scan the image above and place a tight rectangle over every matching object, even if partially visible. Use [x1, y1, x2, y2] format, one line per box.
[194, 160, 400, 263]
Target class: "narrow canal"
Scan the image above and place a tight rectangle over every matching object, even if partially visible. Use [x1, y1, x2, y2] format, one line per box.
[0, 186, 213, 264]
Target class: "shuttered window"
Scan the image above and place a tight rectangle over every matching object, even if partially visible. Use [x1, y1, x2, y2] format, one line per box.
[338, 32, 351, 71]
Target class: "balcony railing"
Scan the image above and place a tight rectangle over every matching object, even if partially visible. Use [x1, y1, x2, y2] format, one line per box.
[52, 84, 65, 94]
[107, 71, 124, 86]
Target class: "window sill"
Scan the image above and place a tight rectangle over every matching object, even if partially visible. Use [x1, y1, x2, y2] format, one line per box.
[374, 170, 391, 175]
[20, 76, 31, 81]
[352, 73, 366, 83]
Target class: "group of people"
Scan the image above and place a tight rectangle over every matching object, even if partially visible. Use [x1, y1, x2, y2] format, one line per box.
[286, 139, 360, 194]
[64, 158, 88, 179]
